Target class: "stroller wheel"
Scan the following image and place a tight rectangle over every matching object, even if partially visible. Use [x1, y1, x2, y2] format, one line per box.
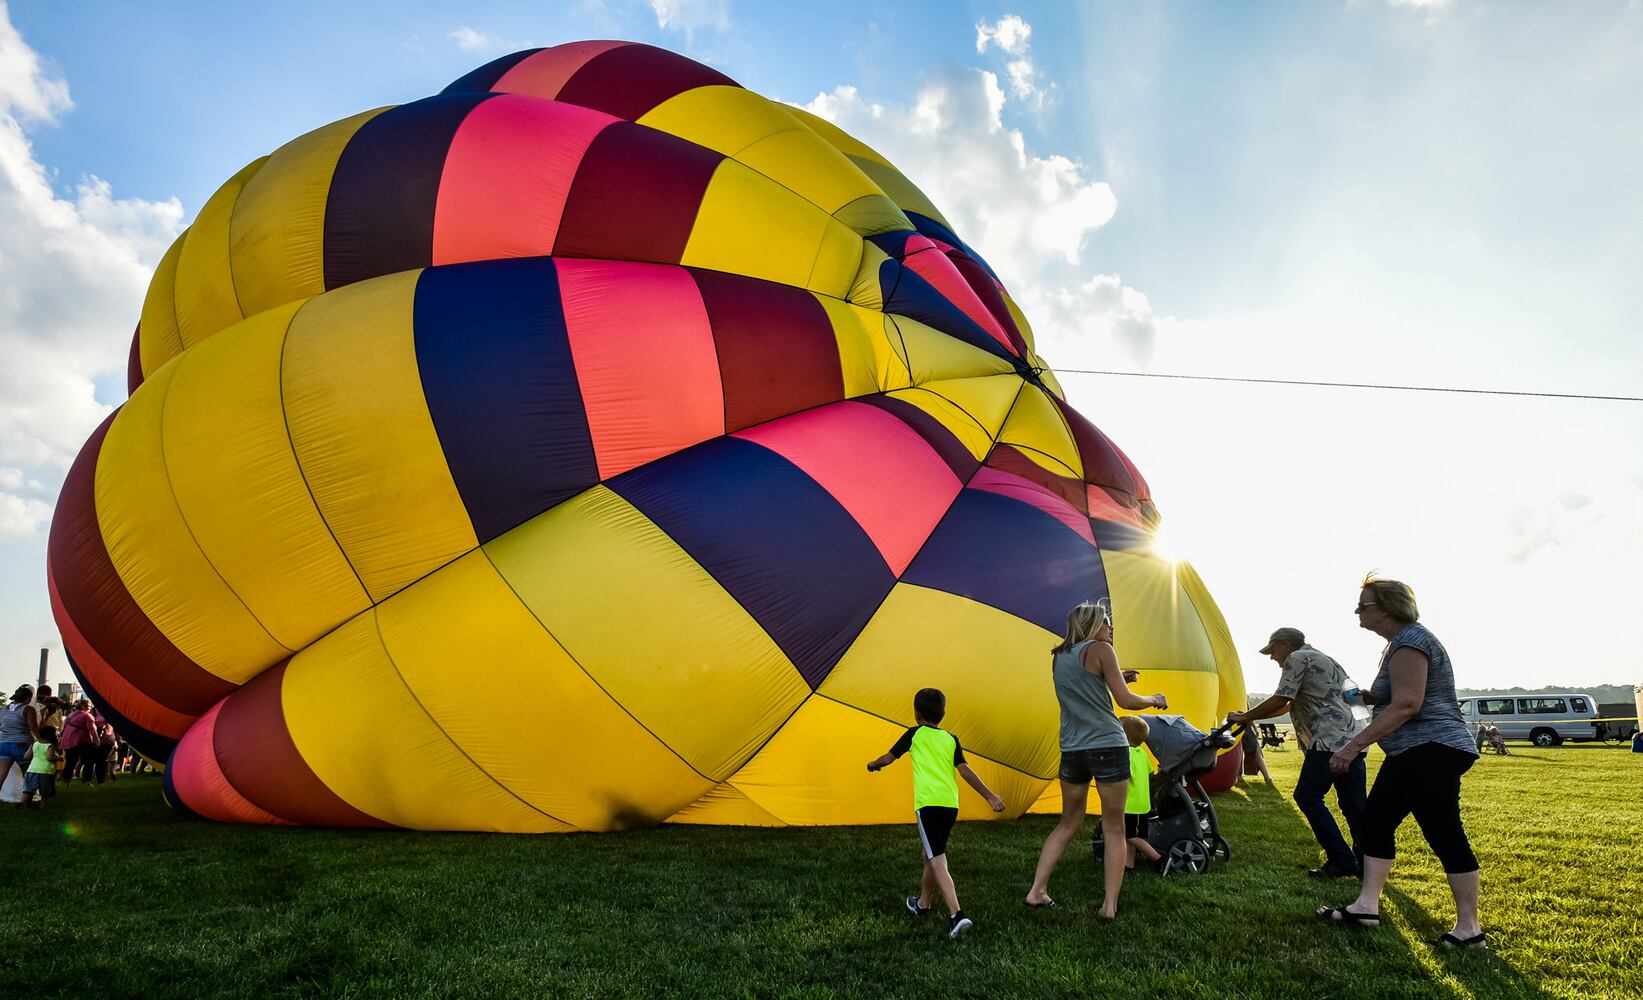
[1165, 838, 1212, 875]
[1211, 835, 1231, 862]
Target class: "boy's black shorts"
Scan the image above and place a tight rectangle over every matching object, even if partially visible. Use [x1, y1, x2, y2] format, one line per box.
[1124, 813, 1149, 839]
[915, 806, 958, 859]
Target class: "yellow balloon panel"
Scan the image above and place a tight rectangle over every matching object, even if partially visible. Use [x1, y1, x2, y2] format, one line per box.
[281, 271, 478, 603]
[1178, 561, 1248, 720]
[816, 295, 904, 397]
[997, 383, 1083, 480]
[371, 549, 714, 830]
[639, 85, 798, 159]
[1005, 295, 1038, 355]
[833, 193, 913, 238]
[161, 300, 370, 656]
[137, 237, 185, 379]
[680, 160, 863, 297]
[96, 363, 292, 681]
[847, 241, 891, 311]
[230, 107, 386, 322]
[173, 157, 265, 350]
[641, 86, 893, 221]
[784, 106, 950, 226]
[666, 782, 784, 827]
[912, 374, 1024, 440]
[896, 316, 1018, 386]
[1103, 550, 1218, 675]
[819, 583, 1060, 780]
[486, 486, 811, 782]
[281, 610, 574, 833]
[884, 384, 1005, 461]
[1119, 667, 1223, 735]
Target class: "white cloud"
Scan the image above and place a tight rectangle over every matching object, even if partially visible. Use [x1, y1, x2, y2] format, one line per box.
[975, 15, 1045, 106]
[1383, 0, 1453, 26]
[1506, 509, 1561, 564]
[1558, 491, 1592, 511]
[0, 5, 69, 123]
[804, 62, 1156, 359]
[0, 2, 184, 535]
[976, 14, 1032, 57]
[0, 491, 50, 539]
[448, 26, 504, 53]
[1027, 274, 1160, 364]
[649, 0, 730, 39]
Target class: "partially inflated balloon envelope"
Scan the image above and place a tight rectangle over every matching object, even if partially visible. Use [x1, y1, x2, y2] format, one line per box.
[48, 42, 1246, 831]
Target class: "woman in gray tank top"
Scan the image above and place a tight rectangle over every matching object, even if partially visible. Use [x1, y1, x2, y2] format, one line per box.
[1025, 601, 1168, 920]
[1316, 576, 1487, 949]
[1, 684, 40, 790]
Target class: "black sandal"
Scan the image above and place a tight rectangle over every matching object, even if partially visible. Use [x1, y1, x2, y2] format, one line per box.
[1316, 905, 1380, 927]
[1431, 932, 1488, 950]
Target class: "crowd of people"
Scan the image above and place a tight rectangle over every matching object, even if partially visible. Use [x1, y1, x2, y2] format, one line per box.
[869, 573, 1487, 949]
[0, 685, 150, 808]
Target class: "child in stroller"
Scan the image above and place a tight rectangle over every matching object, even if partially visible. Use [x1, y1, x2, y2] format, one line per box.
[1094, 714, 1240, 875]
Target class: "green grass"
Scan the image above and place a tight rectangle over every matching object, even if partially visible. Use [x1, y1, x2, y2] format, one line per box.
[4, 744, 1639, 999]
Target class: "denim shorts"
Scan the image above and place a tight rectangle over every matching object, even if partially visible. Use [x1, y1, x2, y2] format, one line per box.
[1060, 746, 1130, 785]
[0, 741, 28, 766]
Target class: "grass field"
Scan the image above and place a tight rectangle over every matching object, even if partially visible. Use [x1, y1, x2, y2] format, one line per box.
[3, 743, 1638, 999]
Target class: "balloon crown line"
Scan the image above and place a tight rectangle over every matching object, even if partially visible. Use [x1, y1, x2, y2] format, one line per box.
[1048, 367, 1641, 403]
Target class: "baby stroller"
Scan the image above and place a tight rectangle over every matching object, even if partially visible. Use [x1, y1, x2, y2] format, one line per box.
[1092, 715, 1241, 876]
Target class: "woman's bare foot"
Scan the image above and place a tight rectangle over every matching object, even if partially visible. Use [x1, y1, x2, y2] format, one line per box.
[1096, 903, 1118, 920]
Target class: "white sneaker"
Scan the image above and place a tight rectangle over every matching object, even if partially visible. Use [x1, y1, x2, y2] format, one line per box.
[948, 915, 973, 938]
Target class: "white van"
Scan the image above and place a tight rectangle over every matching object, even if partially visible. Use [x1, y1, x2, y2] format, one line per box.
[1457, 693, 1598, 746]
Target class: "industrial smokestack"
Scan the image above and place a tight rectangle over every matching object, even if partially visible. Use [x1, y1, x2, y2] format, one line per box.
[37, 648, 48, 691]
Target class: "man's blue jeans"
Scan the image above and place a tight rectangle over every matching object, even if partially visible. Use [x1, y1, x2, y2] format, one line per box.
[1294, 748, 1366, 872]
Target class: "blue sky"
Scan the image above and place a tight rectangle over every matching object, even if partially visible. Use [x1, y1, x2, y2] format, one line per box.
[3, 0, 1641, 693]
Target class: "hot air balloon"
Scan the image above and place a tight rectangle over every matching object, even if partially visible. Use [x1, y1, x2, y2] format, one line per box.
[48, 41, 1245, 831]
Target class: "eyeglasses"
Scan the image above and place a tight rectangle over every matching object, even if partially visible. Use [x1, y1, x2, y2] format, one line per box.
[1354, 603, 1377, 613]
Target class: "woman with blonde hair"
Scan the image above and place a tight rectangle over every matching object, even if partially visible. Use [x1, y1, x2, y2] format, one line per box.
[1025, 600, 1168, 919]
[1317, 575, 1486, 949]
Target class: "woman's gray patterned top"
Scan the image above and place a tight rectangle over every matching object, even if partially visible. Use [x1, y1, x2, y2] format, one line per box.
[1368, 622, 1479, 757]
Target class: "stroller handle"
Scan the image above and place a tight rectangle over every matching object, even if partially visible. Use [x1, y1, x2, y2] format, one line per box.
[1202, 716, 1244, 750]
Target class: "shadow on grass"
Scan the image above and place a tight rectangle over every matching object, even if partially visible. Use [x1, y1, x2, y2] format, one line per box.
[1383, 884, 1553, 1000]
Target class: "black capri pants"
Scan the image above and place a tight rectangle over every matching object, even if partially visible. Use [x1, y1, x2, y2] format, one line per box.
[1358, 741, 1479, 874]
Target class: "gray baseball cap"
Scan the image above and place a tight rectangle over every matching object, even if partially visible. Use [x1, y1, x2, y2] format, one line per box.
[1259, 627, 1305, 655]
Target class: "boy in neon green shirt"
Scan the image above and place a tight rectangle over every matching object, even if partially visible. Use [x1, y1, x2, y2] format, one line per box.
[1120, 716, 1162, 871]
[20, 724, 62, 809]
[867, 688, 1005, 938]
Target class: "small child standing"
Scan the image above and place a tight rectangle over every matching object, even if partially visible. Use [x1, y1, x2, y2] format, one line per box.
[21, 724, 61, 810]
[1120, 717, 1162, 871]
[866, 688, 1005, 938]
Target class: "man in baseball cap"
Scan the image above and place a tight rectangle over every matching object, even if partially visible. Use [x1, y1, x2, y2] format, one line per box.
[1231, 627, 1368, 878]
